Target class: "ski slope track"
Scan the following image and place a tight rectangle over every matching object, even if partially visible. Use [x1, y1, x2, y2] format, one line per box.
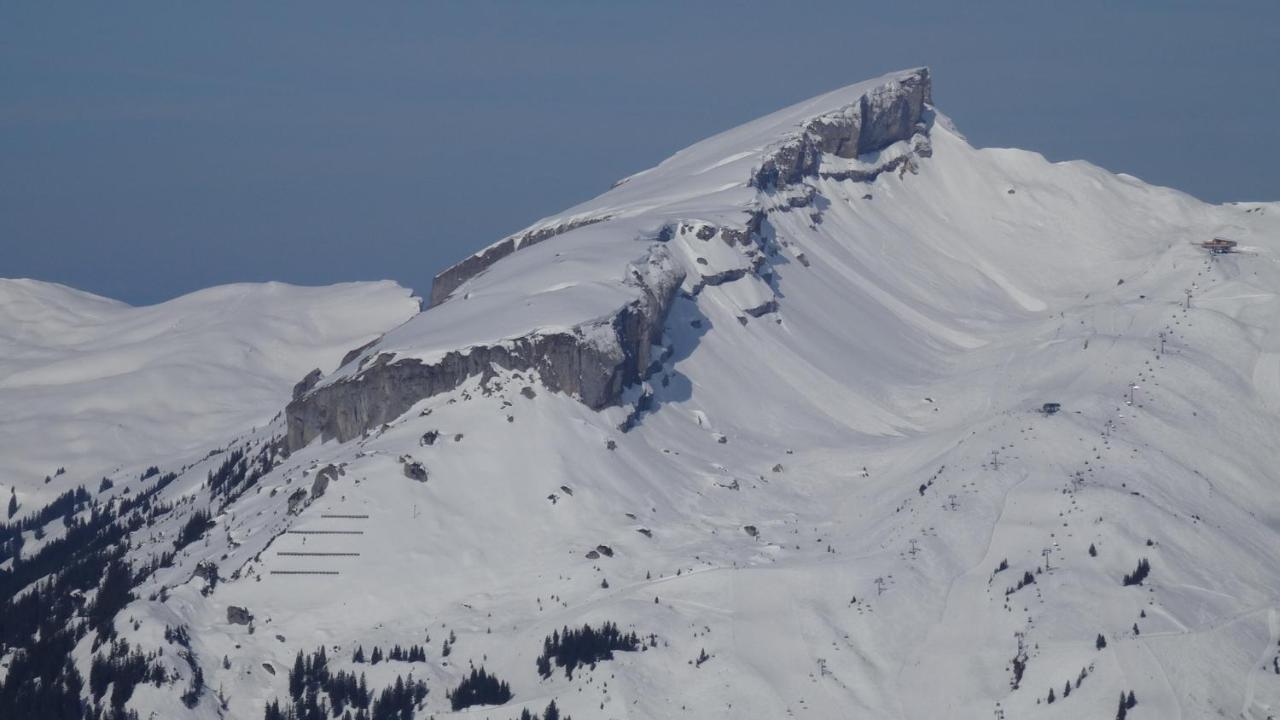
[3, 67, 1280, 720]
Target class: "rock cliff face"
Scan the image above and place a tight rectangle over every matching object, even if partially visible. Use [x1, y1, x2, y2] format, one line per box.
[285, 244, 683, 449]
[428, 215, 612, 307]
[752, 68, 931, 189]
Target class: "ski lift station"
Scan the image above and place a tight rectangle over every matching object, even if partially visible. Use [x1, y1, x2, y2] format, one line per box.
[1201, 237, 1238, 254]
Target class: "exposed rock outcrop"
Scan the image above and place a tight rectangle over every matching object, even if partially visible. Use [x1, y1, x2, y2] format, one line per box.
[227, 606, 253, 625]
[402, 459, 428, 482]
[286, 488, 308, 515]
[292, 369, 323, 401]
[194, 561, 218, 586]
[339, 339, 380, 369]
[429, 215, 612, 307]
[311, 464, 338, 498]
[745, 300, 779, 318]
[752, 68, 932, 189]
[285, 245, 684, 450]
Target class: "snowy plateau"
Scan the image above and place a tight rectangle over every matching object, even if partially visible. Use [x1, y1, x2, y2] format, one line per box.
[2, 67, 1280, 720]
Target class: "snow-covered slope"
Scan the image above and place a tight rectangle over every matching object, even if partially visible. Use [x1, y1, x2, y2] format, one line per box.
[0, 279, 419, 510]
[4, 68, 1280, 720]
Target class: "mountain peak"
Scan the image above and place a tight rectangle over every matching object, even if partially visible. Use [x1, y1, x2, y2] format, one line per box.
[428, 67, 933, 307]
[286, 69, 940, 449]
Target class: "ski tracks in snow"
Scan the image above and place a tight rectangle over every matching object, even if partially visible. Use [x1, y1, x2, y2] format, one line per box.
[1241, 607, 1279, 719]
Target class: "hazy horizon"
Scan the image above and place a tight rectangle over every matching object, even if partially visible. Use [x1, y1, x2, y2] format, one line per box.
[4, 1, 1278, 306]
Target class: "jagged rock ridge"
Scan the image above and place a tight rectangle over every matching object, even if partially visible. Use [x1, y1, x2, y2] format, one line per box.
[286, 245, 683, 448]
[428, 215, 614, 307]
[752, 67, 932, 188]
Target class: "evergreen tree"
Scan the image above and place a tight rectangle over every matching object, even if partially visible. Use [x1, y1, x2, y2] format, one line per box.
[313, 646, 328, 681]
[88, 558, 134, 638]
[264, 699, 285, 720]
[289, 651, 305, 700]
[536, 621, 640, 679]
[174, 508, 212, 549]
[7, 491, 16, 519]
[449, 667, 511, 711]
[1096, 633, 1107, 650]
[1122, 558, 1151, 586]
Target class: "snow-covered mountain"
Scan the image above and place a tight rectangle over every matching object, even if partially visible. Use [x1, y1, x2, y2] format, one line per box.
[0, 279, 419, 509]
[4, 67, 1280, 720]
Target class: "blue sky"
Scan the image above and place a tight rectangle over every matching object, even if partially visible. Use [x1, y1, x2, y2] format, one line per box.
[3, 1, 1277, 305]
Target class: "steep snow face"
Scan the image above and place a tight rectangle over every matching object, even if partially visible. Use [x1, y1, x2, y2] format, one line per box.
[9, 69, 1280, 720]
[0, 279, 418, 509]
